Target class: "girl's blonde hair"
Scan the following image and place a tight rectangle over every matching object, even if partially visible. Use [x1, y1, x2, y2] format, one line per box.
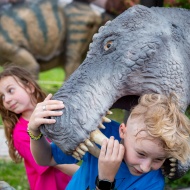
[0, 65, 46, 163]
[130, 93, 190, 163]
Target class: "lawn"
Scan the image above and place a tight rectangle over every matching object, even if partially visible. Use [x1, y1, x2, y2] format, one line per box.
[1, 66, 190, 189]
[0, 159, 29, 190]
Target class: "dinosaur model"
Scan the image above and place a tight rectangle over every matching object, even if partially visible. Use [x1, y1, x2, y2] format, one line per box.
[0, 0, 113, 79]
[0, 181, 15, 190]
[40, 4, 190, 180]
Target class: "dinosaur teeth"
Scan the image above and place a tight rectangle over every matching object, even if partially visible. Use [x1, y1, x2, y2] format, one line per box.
[87, 142, 100, 158]
[76, 147, 85, 155]
[73, 151, 80, 157]
[169, 158, 177, 163]
[79, 143, 89, 151]
[90, 129, 108, 146]
[85, 139, 94, 147]
[73, 112, 113, 158]
[170, 163, 176, 167]
[99, 123, 106, 129]
[102, 116, 111, 123]
[169, 172, 175, 177]
[72, 154, 81, 161]
[170, 168, 176, 172]
[106, 110, 113, 115]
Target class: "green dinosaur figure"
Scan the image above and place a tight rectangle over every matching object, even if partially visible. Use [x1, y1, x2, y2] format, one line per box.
[0, 0, 113, 79]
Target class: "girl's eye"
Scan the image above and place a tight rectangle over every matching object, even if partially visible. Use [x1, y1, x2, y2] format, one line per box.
[8, 88, 14, 94]
[104, 41, 113, 51]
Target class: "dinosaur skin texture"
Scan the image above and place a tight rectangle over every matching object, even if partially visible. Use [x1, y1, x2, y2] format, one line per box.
[40, 4, 190, 180]
[0, 0, 113, 79]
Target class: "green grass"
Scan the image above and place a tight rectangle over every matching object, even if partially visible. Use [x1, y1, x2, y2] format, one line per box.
[0, 159, 29, 190]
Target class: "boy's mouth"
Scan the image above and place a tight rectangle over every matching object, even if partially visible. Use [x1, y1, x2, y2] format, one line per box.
[132, 167, 144, 175]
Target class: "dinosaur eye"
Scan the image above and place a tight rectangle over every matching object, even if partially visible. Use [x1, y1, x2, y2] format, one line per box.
[104, 41, 113, 51]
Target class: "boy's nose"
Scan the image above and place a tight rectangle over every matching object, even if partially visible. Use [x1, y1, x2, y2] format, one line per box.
[140, 160, 152, 173]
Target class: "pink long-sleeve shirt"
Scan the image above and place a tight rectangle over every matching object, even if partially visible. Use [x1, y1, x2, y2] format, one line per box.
[13, 117, 71, 190]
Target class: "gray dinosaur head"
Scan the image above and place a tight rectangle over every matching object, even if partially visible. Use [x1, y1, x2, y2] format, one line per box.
[40, 5, 190, 179]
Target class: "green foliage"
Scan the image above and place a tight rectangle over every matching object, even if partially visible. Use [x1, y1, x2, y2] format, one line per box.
[38, 66, 65, 94]
[107, 109, 126, 123]
[164, 0, 190, 9]
[165, 170, 190, 189]
[0, 159, 29, 190]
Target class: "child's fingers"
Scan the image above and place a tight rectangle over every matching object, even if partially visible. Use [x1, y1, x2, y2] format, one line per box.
[36, 117, 57, 125]
[44, 102, 64, 111]
[118, 144, 125, 160]
[105, 136, 115, 156]
[44, 94, 53, 101]
[99, 139, 108, 157]
[111, 139, 120, 157]
[41, 110, 63, 118]
[38, 99, 64, 112]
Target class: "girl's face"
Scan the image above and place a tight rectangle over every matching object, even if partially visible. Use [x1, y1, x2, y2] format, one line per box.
[119, 116, 167, 176]
[0, 76, 35, 119]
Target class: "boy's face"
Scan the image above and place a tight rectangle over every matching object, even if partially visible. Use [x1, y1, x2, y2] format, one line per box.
[119, 116, 167, 176]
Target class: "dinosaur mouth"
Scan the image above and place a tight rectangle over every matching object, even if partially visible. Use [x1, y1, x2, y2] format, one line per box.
[72, 95, 140, 160]
[111, 95, 139, 110]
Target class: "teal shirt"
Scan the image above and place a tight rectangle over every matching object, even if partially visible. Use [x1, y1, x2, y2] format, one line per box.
[51, 120, 165, 190]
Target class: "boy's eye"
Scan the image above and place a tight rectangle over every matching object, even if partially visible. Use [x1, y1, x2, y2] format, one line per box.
[154, 158, 165, 162]
[137, 152, 145, 157]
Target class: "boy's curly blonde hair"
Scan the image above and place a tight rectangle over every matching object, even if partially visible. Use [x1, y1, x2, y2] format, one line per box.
[130, 93, 190, 163]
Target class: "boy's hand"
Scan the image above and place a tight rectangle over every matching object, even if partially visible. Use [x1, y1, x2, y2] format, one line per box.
[98, 136, 124, 182]
[28, 94, 64, 134]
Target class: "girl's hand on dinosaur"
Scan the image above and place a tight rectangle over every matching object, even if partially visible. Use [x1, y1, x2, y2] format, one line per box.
[28, 94, 64, 133]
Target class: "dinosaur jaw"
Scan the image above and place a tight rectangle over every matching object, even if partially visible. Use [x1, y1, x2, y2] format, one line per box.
[71, 95, 140, 159]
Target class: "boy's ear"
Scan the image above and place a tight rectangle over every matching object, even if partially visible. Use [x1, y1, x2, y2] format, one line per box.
[119, 123, 127, 139]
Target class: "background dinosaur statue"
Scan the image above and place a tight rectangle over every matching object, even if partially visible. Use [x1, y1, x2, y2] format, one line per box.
[0, 0, 113, 79]
[40, 4, 190, 180]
